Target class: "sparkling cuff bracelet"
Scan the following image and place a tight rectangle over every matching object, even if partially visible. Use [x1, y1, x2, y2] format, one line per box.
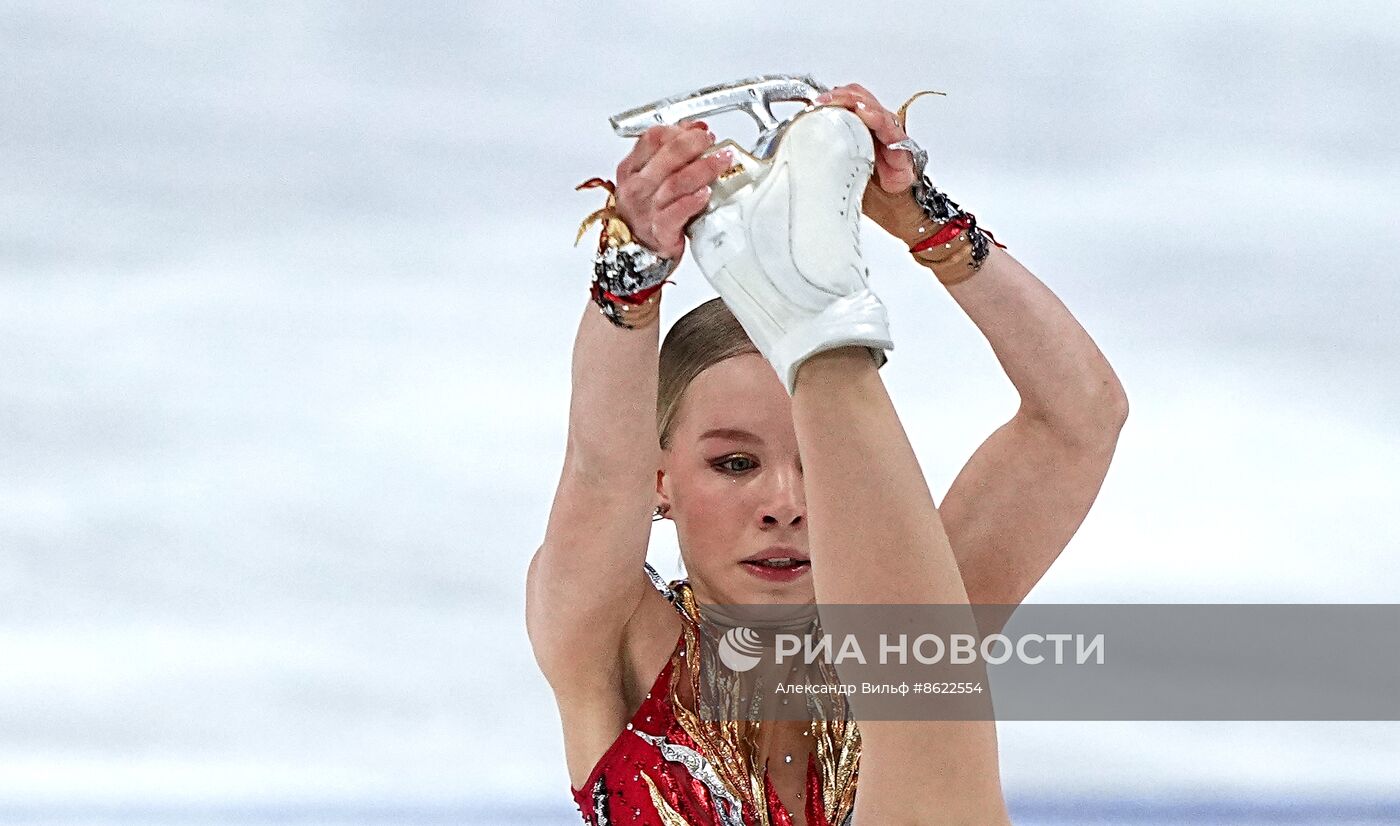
[867, 91, 1006, 286]
[589, 241, 676, 329]
[575, 177, 676, 329]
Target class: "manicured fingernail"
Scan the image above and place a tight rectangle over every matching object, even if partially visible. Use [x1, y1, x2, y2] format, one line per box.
[855, 100, 867, 110]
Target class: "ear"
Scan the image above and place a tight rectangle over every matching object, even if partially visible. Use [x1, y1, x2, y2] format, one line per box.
[655, 468, 671, 517]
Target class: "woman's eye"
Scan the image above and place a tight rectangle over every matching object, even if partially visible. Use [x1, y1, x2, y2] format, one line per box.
[716, 456, 756, 473]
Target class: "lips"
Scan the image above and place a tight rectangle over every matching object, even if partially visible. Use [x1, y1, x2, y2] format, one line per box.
[741, 546, 811, 574]
[743, 546, 808, 562]
[742, 558, 809, 569]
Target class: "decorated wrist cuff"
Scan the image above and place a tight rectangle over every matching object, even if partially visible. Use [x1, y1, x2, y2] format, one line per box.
[589, 241, 675, 328]
[875, 90, 1008, 285]
[576, 177, 676, 329]
[907, 175, 1000, 275]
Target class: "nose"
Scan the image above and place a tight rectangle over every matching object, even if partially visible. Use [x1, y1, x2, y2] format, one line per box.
[760, 465, 805, 528]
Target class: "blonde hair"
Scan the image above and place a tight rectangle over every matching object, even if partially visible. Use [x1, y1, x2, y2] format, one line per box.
[657, 297, 758, 450]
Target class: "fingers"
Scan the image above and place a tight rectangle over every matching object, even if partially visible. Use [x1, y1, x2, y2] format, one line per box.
[875, 153, 914, 194]
[818, 84, 907, 144]
[652, 186, 713, 245]
[612, 123, 727, 259]
[616, 123, 678, 178]
[645, 148, 730, 256]
[628, 127, 716, 198]
[653, 149, 731, 210]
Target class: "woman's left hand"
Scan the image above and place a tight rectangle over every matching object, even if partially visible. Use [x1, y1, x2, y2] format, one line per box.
[815, 83, 917, 194]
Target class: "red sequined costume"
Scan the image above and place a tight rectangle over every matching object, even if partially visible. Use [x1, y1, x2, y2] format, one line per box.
[569, 564, 861, 825]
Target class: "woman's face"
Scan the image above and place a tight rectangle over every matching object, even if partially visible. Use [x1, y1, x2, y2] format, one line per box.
[657, 353, 812, 605]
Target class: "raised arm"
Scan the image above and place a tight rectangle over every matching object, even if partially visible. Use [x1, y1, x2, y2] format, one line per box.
[824, 83, 1128, 625]
[936, 246, 1127, 614]
[525, 123, 730, 689]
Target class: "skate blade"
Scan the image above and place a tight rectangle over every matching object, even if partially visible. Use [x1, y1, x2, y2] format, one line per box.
[609, 74, 830, 158]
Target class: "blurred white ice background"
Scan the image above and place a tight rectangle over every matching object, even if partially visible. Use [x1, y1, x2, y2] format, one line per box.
[1, 1, 1397, 823]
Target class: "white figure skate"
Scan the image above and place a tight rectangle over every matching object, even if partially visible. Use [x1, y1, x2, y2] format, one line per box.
[610, 76, 892, 395]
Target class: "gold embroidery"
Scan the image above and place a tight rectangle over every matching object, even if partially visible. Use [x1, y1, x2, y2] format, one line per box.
[640, 770, 693, 826]
[667, 582, 861, 825]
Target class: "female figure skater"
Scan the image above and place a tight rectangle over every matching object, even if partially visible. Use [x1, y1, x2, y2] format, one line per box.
[527, 83, 1128, 825]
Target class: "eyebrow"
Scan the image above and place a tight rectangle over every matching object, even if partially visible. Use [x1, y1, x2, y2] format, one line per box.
[699, 427, 763, 443]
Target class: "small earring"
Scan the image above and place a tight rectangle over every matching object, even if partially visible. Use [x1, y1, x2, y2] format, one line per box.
[652, 505, 668, 522]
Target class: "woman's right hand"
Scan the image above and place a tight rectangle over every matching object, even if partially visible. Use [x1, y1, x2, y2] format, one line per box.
[613, 123, 733, 261]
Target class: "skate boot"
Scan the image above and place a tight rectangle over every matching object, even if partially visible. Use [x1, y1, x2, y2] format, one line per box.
[608, 75, 893, 394]
[685, 104, 891, 394]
